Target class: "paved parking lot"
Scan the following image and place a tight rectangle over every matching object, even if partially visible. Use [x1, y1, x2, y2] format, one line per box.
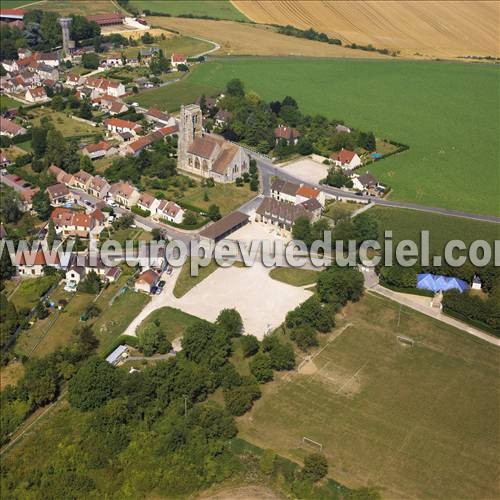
[280, 157, 330, 185]
[174, 263, 312, 339]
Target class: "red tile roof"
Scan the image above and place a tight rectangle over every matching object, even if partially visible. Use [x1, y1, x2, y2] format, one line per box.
[296, 185, 320, 200]
[105, 117, 141, 130]
[171, 53, 186, 62]
[331, 148, 357, 164]
[274, 126, 300, 140]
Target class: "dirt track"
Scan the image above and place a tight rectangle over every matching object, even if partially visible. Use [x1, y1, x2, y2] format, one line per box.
[232, 0, 499, 58]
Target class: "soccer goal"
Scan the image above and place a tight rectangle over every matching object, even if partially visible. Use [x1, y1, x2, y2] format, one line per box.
[397, 335, 415, 346]
[302, 436, 323, 451]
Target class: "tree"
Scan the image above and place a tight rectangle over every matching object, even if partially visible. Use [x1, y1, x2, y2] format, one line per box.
[379, 266, 417, 289]
[47, 218, 56, 246]
[292, 216, 312, 245]
[1, 189, 22, 223]
[138, 322, 172, 357]
[249, 178, 259, 191]
[32, 191, 51, 220]
[68, 358, 123, 411]
[226, 78, 245, 97]
[250, 353, 273, 383]
[20, 357, 59, 407]
[286, 296, 333, 332]
[298, 137, 313, 155]
[269, 343, 295, 370]
[240, 335, 259, 357]
[35, 301, 49, 320]
[317, 266, 364, 305]
[289, 325, 318, 351]
[78, 270, 101, 294]
[141, 32, 154, 44]
[51, 95, 64, 111]
[302, 453, 328, 482]
[352, 212, 378, 242]
[46, 129, 67, 166]
[80, 154, 94, 173]
[82, 52, 99, 69]
[324, 167, 351, 188]
[207, 204, 221, 221]
[79, 99, 93, 119]
[223, 382, 261, 416]
[216, 308, 243, 338]
[31, 127, 48, 158]
[182, 210, 197, 226]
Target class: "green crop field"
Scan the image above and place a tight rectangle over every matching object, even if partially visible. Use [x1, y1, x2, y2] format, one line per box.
[371, 206, 500, 258]
[237, 293, 499, 498]
[181, 58, 499, 216]
[131, 0, 249, 21]
[126, 78, 219, 111]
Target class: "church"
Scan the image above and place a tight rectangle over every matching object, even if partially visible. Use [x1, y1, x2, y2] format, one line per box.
[177, 104, 249, 183]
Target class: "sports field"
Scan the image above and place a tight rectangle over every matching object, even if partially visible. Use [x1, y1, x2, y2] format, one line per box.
[132, 0, 248, 21]
[185, 58, 499, 216]
[237, 293, 500, 498]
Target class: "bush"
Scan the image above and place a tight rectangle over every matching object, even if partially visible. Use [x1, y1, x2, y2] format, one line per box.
[249, 353, 273, 383]
[240, 335, 259, 357]
[302, 453, 328, 482]
[286, 296, 333, 332]
[290, 326, 318, 351]
[131, 205, 150, 217]
[224, 382, 261, 416]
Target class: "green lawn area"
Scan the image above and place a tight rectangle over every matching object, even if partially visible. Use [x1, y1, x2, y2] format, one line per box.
[10, 275, 59, 311]
[126, 77, 219, 111]
[324, 200, 362, 221]
[94, 289, 150, 354]
[29, 109, 99, 138]
[24, 0, 118, 15]
[371, 206, 500, 259]
[137, 306, 207, 342]
[237, 293, 500, 498]
[123, 34, 213, 59]
[173, 258, 220, 298]
[269, 267, 319, 287]
[131, 0, 249, 21]
[0, 94, 22, 109]
[183, 59, 499, 216]
[159, 178, 255, 215]
[107, 227, 152, 245]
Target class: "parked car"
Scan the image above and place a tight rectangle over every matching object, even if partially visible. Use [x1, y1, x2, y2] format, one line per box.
[166, 266, 173, 275]
[157, 280, 166, 289]
[150, 285, 158, 295]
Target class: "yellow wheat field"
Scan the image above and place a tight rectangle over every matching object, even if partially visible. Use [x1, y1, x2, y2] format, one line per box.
[232, 1, 499, 58]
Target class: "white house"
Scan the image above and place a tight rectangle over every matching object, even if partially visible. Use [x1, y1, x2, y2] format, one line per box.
[171, 53, 187, 69]
[330, 148, 362, 171]
[137, 192, 160, 215]
[270, 178, 300, 204]
[104, 117, 142, 136]
[25, 86, 47, 103]
[108, 181, 140, 208]
[156, 199, 184, 224]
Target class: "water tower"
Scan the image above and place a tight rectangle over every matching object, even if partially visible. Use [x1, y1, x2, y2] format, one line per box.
[58, 17, 73, 56]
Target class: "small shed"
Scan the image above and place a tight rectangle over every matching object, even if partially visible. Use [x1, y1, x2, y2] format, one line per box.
[105, 345, 129, 366]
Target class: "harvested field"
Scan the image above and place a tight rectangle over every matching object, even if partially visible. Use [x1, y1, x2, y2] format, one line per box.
[147, 16, 389, 58]
[232, 1, 499, 59]
[24, 0, 120, 16]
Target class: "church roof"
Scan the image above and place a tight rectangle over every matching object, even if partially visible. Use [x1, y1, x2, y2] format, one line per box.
[212, 144, 239, 174]
[187, 135, 222, 159]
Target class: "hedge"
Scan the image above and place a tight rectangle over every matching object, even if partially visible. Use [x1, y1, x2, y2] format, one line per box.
[176, 200, 206, 214]
[379, 282, 434, 298]
[131, 205, 151, 217]
[159, 216, 209, 231]
[443, 308, 499, 337]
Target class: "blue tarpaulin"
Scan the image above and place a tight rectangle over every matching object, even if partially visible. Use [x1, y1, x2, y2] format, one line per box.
[417, 273, 469, 293]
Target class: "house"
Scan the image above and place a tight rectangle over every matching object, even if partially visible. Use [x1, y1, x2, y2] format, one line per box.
[109, 100, 129, 115]
[139, 47, 159, 59]
[144, 108, 176, 127]
[49, 165, 74, 185]
[135, 269, 160, 293]
[215, 109, 232, 127]
[352, 172, 379, 192]
[46, 183, 73, 206]
[0, 172, 39, 209]
[270, 178, 300, 204]
[71, 170, 94, 190]
[86, 12, 124, 27]
[156, 199, 184, 224]
[51, 207, 96, 238]
[82, 140, 116, 160]
[25, 86, 47, 103]
[91, 208, 106, 225]
[137, 192, 160, 215]
[36, 51, 60, 67]
[295, 185, 325, 207]
[1, 60, 18, 72]
[65, 254, 121, 288]
[84, 77, 125, 97]
[65, 73, 84, 87]
[255, 197, 317, 231]
[87, 176, 110, 199]
[108, 181, 140, 207]
[0, 151, 11, 167]
[107, 80, 126, 97]
[35, 63, 59, 81]
[171, 53, 187, 69]
[0, 117, 27, 137]
[15, 250, 62, 277]
[199, 211, 249, 244]
[104, 53, 123, 66]
[104, 117, 142, 136]
[274, 125, 301, 145]
[124, 134, 155, 156]
[330, 148, 362, 171]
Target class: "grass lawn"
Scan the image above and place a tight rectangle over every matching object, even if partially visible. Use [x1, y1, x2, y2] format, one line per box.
[107, 228, 151, 245]
[173, 258, 220, 298]
[324, 200, 362, 221]
[123, 34, 213, 59]
[162, 179, 255, 215]
[131, 0, 249, 21]
[137, 306, 207, 341]
[10, 275, 59, 311]
[93, 155, 116, 173]
[24, 0, 119, 15]
[126, 77, 219, 111]
[15, 139, 32, 153]
[269, 267, 319, 287]
[0, 94, 22, 109]
[94, 289, 150, 354]
[29, 110, 99, 138]
[0, 361, 25, 391]
[237, 293, 500, 498]
[185, 59, 499, 216]
[371, 206, 500, 259]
